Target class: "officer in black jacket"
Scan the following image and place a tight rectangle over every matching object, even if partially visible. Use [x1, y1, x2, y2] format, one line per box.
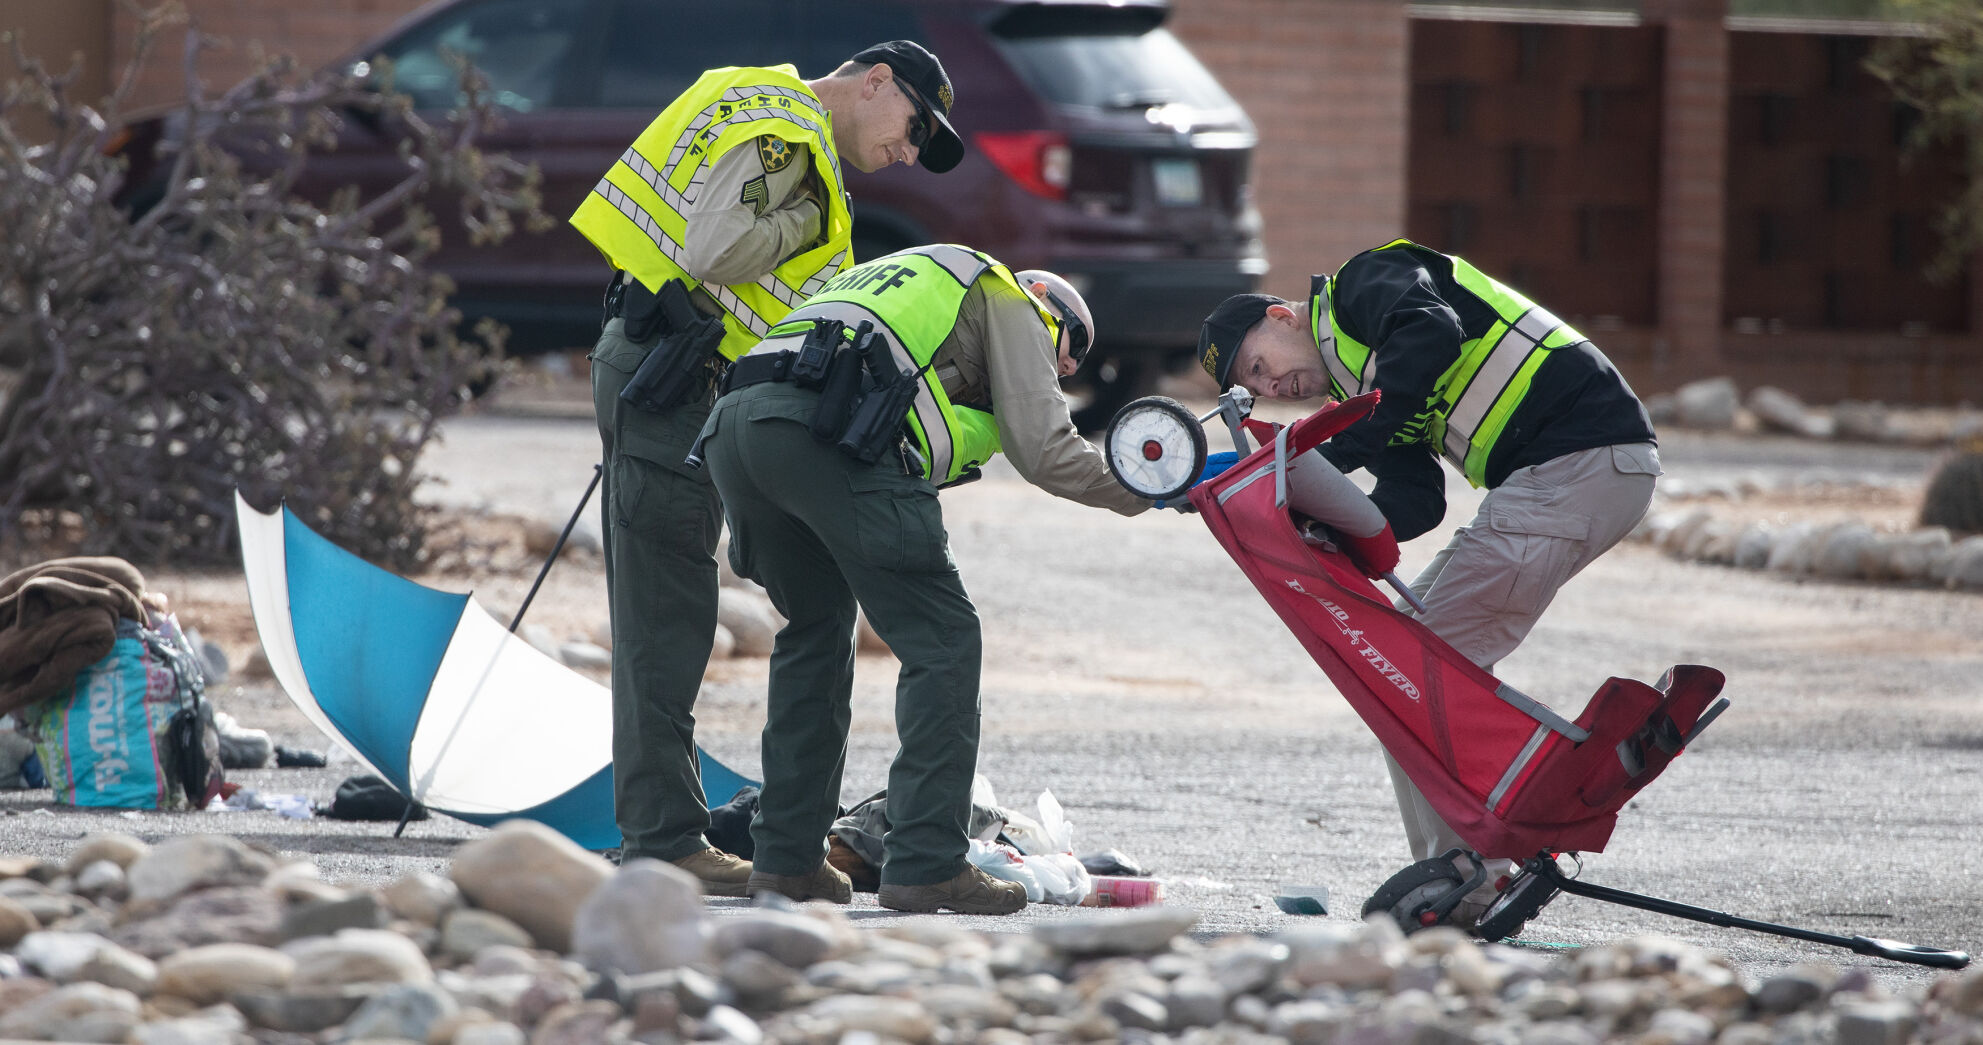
[1199, 239, 1660, 927]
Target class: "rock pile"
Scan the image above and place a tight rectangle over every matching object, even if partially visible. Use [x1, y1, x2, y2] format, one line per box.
[1649, 377, 1983, 447]
[1634, 494, 1983, 592]
[0, 821, 1978, 1043]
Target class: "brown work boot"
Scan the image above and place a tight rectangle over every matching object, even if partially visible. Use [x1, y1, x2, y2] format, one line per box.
[746, 861, 853, 904]
[878, 866, 1026, 915]
[671, 847, 753, 898]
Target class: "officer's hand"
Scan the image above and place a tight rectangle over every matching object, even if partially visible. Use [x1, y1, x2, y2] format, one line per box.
[1200, 451, 1240, 485]
[1154, 451, 1244, 511]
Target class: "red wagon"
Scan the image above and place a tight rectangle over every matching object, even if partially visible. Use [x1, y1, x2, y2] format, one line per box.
[1104, 390, 1967, 967]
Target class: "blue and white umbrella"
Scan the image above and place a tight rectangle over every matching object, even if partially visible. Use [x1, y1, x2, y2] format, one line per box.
[235, 494, 754, 848]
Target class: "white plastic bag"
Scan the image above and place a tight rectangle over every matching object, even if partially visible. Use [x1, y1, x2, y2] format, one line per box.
[968, 840, 1093, 906]
[1002, 789, 1074, 856]
[1027, 851, 1093, 906]
[968, 839, 1040, 901]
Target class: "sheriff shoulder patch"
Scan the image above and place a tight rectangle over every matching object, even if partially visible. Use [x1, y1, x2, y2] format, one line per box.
[758, 135, 794, 173]
[740, 175, 769, 216]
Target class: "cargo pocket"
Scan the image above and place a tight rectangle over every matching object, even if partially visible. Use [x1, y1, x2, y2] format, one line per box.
[1609, 442, 1662, 479]
[612, 408, 718, 555]
[847, 467, 952, 574]
[1484, 498, 1590, 617]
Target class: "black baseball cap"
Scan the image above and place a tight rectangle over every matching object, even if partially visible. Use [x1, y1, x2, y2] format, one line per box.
[851, 40, 964, 173]
[1198, 293, 1282, 389]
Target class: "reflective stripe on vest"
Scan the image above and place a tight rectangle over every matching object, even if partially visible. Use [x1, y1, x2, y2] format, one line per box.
[568, 66, 852, 360]
[1319, 240, 1586, 487]
[756, 244, 1041, 486]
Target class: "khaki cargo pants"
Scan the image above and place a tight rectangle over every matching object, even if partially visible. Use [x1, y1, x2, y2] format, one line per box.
[1384, 442, 1662, 869]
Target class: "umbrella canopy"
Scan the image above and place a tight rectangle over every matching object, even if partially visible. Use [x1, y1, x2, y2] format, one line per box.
[235, 494, 754, 848]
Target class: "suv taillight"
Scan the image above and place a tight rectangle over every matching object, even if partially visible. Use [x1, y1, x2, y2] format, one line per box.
[974, 131, 1070, 200]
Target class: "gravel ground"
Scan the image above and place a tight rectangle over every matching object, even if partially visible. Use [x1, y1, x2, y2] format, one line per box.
[5, 377, 1978, 998]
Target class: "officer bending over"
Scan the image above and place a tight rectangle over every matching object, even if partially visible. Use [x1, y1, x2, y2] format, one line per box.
[1199, 238, 1659, 928]
[568, 41, 963, 895]
[698, 244, 1150, 914]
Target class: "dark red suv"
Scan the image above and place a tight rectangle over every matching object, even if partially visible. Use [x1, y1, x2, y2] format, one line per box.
[136, 0, 1266, 420]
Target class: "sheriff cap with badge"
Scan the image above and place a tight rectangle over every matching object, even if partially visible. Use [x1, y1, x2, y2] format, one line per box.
[851, 40, 964, 173]
[1198, 293, 1280, 390]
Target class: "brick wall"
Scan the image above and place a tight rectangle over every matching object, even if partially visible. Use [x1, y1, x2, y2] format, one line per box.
[111, 0, 427, 111]
[1169, 0, 1410, 301]
[1651, 8, 1730, 384]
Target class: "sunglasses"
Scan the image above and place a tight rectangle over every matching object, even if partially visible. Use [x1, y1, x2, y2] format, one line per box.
[1041, 287, 1091, 366]
[894, 79, 935, 151]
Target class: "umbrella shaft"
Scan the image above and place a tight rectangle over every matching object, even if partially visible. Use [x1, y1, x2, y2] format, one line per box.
[510, 464, 604, 633]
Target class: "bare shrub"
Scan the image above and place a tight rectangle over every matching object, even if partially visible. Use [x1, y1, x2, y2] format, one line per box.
[0, 3, 549, 569]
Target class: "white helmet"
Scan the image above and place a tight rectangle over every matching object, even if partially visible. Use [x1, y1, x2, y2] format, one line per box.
[1015, 269, 1094, 366]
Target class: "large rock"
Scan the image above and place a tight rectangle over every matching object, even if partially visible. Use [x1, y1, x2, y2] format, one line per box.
[0, 981, 142, 1043]
[572, 859, 708, 974]
[718, 587, 779, 657]
[75, 942, 157, 996]
[1731, 524, 1776, 570]
[1672, 377, 1739, 430]
[124, 836, 275, 907]
[1877, 527, 1952, 583]
[801, 995, 938, 1043]
[154, 943, 296, 1006]
[449, 819, 612, 953]
[1831, 400, 1893, 443]
[281, 928, 433, 987]
[0, 895, 39, 948]
[110, 884, 285, 958]
[1277, 919, 1404, 990]
[1764, 522, 1821, 574]
[1747, 386, 1834, 439]
[856, 609, 892, 655]
[17, 930, 118, 982]
[381, 870, 461, 927]
[65, 833, 149, 875]
[441, 908, 537, 963]
[1939, 535, 1983, 590]
[711, 909, 837, 969]
[1033, 906, 1198, 956]
[339, 982, 460, 1043]
[1812, 522, 1878, 579]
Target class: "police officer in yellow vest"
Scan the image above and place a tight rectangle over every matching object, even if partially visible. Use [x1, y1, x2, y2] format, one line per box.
[697, 244, 1151, 913]
[1199, 239, 1661, 928]
[569, 41, 965, 895]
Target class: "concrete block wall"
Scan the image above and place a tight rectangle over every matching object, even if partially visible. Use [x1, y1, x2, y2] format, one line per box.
[1169, 0, 1410, 301]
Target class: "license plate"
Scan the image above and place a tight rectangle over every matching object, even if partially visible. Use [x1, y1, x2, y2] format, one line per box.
[1151, 157, 1202, 207]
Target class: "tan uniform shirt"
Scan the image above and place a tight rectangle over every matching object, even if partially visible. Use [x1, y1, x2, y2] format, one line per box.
[682, 136, 826, 287]
[933, 276, 1151, 516]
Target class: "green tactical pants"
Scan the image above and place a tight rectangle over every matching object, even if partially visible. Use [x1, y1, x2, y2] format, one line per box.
[590, 316, 722, 861]
[700, 382, 983, 886]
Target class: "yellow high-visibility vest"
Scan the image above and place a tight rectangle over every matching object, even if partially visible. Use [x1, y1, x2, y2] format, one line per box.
[758, 244, 1063, 486]
[1318, 240, 1588, 487]
[569, 65, 852, 360]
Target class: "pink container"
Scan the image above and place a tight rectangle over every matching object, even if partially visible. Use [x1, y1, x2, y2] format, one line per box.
[1083, 876, 1163, 907]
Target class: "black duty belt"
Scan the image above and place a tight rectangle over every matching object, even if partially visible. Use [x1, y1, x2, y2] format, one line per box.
[720, 350, 800, 395]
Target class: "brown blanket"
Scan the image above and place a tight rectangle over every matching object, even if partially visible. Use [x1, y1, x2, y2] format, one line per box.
[0, 557, 147, 717]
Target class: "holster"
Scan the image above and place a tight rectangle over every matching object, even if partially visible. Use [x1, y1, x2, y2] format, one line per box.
[836, 325, 923, 467]
[617, 278, 727, 413]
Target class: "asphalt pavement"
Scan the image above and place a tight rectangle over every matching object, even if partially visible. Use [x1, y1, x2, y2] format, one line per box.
[7, 389, 1976, 993]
